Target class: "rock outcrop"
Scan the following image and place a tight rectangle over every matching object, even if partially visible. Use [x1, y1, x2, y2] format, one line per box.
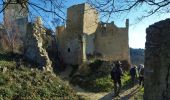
[145, 18, 170, 100]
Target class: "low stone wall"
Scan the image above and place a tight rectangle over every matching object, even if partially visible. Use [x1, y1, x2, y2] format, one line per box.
[145, 19, 170, 100]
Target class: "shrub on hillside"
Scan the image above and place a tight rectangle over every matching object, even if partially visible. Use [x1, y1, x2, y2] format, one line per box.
[0, 54, 78, 100]
[70, 60, 131, 92]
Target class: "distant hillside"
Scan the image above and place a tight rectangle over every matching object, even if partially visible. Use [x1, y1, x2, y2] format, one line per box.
[130, 48, 144, 65]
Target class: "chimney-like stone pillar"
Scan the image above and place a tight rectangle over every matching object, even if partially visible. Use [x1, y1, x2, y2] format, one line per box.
[126, 19, 129, 29]
[82, 34, 87, 62]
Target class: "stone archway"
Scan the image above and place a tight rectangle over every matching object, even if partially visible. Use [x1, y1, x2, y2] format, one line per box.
[145, 19, 170, 100]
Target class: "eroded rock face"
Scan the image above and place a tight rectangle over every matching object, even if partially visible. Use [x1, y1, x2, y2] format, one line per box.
[24, 19, 52, 71]
[145, 19, 170, 100]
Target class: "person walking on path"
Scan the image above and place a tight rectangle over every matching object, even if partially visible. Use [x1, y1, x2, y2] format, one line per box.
[137, 64, 144, 74]
[138, 65, 144, 87]
[130, 65, 137, 86]
[111, 61, 123, 97]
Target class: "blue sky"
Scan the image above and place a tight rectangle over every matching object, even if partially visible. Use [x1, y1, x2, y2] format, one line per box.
[1, 0, 170, 49]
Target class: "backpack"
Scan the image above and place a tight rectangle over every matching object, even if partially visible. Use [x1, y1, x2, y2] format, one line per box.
[139, 68, 144, 77]
[130, 67, 137, 77]
[111, 66, 123, 80]
[111, 67, 116, 79]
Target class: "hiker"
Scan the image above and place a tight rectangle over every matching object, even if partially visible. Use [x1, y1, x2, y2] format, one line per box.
[137, 64, 144, 73]
[111, 61, 123, 97]
[130, 64, 137, 86]
[138, 65, 144, 87]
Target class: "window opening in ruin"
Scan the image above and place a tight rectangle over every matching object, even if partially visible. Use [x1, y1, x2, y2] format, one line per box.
[68, 48, 70, 52]
[101, 24, 106, 36]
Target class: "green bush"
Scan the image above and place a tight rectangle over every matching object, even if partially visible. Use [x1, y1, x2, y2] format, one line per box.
[37, 87, 50, 98]
[0, 74, 7, 86]
[89, 60, 103, 72]
[0, 87, 12, 98]
[135, 87, 144, 99]
[70, 59, 131, 93]
[71, 71, 131, 92]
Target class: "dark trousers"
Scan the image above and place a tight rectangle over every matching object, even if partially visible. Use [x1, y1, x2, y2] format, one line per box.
[131, 76, 136, 86]
[113, 79, 122, 96]
[139, 76, 144, 86]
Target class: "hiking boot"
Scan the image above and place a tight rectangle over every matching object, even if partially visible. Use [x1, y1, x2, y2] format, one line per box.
[116, 94, 120, 97]
[112, 94, 117, 97]
[112, 93, 120, 97]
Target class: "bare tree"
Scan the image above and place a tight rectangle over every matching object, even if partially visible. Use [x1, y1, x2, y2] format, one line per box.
[87, 0, 170, 20]
[4, 14, 23, 53]
[1, 0, 170, 23]
[0, 0, 66, 22]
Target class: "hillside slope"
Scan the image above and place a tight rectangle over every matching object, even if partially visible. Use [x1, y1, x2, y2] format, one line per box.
[0, 53, 78, 100]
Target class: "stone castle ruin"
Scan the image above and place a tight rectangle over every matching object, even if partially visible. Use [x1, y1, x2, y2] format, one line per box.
[0, 2, 130, 71]
[56, 3, 130, 65]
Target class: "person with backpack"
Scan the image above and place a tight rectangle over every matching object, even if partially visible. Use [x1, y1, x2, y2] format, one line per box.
[139, 65, 144, 87]
[130, 64, 137, 86]
[111, 61, 123, 97]
[137, 64, 144, 73]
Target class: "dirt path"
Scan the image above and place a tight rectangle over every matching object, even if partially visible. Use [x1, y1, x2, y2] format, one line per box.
[76, 85, 142, 100]
[59, 66, 143, 100]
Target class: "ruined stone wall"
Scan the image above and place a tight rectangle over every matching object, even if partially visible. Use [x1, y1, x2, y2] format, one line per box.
[86, 34, 95, 55]
[24, 23, 52, 71]
[56, 26, 82, 65]
[0, 26, 23, 53]
[0, 28, 9, 51]
[94, 21, 130, 63]
[3, 1, 28, 53]
[4, 1, 28, 38]
[145, 19, 170, 100]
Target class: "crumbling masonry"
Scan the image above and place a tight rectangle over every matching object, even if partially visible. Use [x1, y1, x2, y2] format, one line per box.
[24, 17, 52, 71]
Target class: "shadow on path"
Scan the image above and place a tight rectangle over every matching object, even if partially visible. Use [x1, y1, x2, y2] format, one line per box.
[120, 86, 141, 100]
[99, 92, 113, 100]
[100, 85, 142, 100]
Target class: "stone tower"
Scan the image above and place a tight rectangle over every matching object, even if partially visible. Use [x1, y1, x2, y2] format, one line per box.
[67, 3, 99, 35]
[56, 3, 99, 65]
[3, 0, 28, 53]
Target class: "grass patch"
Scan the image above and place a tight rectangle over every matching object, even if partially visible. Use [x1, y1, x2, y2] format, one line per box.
[135, 87, 144, 99]
[0, 53, 78, 100]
